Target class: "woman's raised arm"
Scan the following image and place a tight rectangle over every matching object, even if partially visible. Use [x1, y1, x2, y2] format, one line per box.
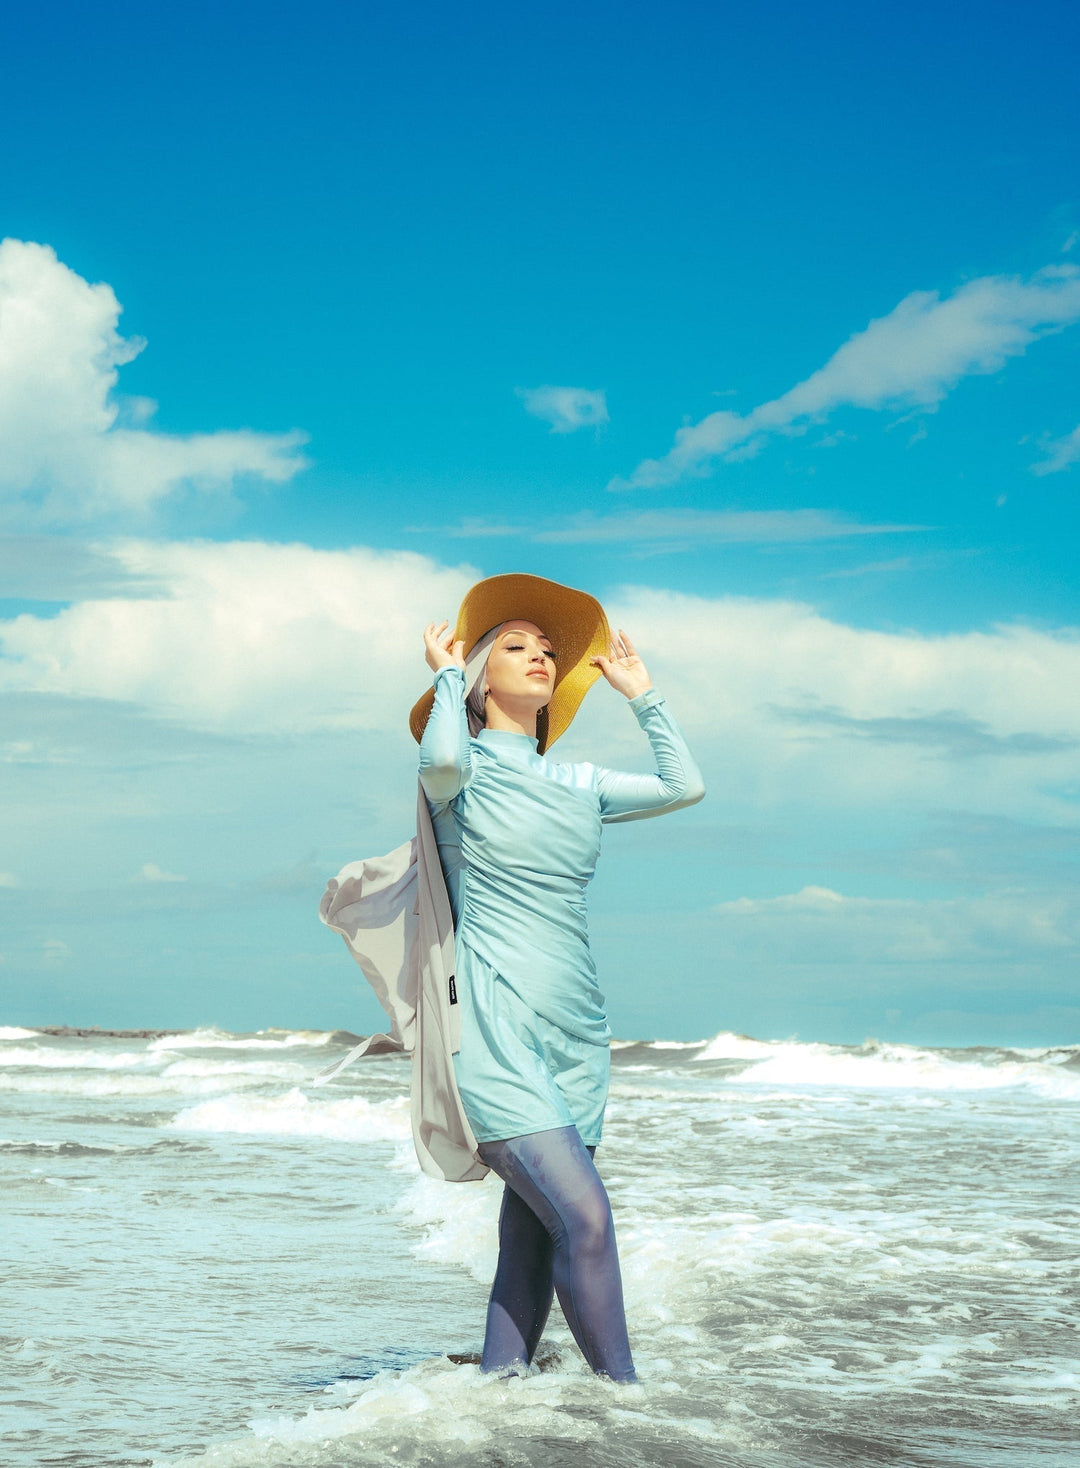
[596, 689, 706, 823]
[589, 629, 705, 823]
[418, 620, 472, 805]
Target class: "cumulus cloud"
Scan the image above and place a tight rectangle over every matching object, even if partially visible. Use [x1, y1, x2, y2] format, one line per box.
[622, 266, 1080, 488]
[552, 583, 1080, 834]
[0, 539, 477, 734]
[1031, 423, 1080, 476]
[710, 885, 1079, 963]
[0, 239, 308, 522]
[137, 862, 187, 883]
[516, 384, 608, 434]
[431, 507, 927, 548]
[0, 533, 168, 600]
[1, 545, 1077, 843]
[767, 704, 1076, 758]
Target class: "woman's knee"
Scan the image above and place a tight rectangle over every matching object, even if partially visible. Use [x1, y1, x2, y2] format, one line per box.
[564, 1183, 615, 1256]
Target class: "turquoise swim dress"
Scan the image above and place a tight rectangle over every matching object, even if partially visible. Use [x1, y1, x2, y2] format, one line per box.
[418, 665, 703, 1148]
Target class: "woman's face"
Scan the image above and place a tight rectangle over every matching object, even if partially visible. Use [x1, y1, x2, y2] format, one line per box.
[483, 620, 556, 708]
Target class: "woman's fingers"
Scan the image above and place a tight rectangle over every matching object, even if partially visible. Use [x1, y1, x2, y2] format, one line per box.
[423, 620, 453, 646]
[423, 620, 461, 672]
[609, 630, 639, 663]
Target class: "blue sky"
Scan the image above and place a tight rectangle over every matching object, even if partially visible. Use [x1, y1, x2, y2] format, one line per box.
[1, 0, 1078, 1044]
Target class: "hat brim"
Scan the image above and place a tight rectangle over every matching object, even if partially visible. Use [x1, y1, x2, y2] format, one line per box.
[410, 573, 612, 754]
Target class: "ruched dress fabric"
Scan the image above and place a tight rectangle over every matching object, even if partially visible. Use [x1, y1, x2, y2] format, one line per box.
[419, 665, 704, 1148]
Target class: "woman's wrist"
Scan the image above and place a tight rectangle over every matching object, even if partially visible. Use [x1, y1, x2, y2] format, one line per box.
[628, 686, 662, 712]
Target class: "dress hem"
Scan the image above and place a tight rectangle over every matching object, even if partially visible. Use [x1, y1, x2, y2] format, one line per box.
[473, 1121, 603, 1148]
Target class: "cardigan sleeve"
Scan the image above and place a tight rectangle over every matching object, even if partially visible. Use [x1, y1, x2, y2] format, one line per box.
[595, 688, 706, 824]
[418, 665, 473, 807]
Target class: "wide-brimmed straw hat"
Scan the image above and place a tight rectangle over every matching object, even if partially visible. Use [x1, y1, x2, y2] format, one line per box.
[409, 572, 611, 754]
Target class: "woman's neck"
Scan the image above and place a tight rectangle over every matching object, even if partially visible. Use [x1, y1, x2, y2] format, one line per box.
[483, 696, 539, 740]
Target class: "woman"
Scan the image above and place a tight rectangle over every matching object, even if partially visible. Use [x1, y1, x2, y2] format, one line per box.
[413, 573, 705, 1384]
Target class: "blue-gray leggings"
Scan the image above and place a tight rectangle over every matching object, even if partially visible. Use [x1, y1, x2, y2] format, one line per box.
[475, 1124, 637, 1383]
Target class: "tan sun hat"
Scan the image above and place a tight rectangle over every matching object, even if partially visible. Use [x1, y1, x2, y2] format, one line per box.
[409, 572, 612, 754]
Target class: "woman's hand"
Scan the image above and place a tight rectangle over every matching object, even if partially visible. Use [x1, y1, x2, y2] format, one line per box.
[591, 629, 653, 700]
[424, 620, 466, 674]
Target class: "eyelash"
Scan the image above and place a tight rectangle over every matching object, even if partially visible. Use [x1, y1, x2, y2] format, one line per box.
[505, 643, 556, 659]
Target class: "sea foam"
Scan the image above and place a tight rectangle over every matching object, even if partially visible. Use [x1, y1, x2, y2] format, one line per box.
[158, 1353, 653, 1468]
[0, 1045, 157, 1070]
[696, 1032, 1080, 1098]
[167, 1088, 411, 1143]
[148, 1027, 335, 1053]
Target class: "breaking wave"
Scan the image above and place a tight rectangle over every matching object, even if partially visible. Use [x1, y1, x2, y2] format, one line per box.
[167, 1088, 411, 1143]
[691, 1032, 1080, 1099]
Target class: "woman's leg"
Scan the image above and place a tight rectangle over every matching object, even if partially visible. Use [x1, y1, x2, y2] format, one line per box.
[481, 1182, 556, 1373]
[477, 1127, 636, 1382]
[480, 1142, 598, 1372]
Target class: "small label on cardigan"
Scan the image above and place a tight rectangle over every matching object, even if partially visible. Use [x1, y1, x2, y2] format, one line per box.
[448, 975, 458, 1005]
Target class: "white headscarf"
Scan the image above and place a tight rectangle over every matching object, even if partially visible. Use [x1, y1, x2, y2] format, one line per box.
[463, 624, 501, 738]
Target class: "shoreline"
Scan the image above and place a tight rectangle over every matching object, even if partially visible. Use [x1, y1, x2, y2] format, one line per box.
[35, 1025, 185, 1040]
[28, 1024, 365, 1043]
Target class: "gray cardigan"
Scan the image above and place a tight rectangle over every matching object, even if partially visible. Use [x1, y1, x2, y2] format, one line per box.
[317, 781, 488, 1183]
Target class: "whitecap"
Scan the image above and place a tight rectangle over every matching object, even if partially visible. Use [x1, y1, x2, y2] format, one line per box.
[0, 1070, 281, 1099]
[166, 1088, 411, 1143]
[694, 1031, 782, 1061]
[160, 1058, 308, 1082]
[0, 1046, 156, 1071]
[396, 1163, 503, 1281]
[149, 1027, 335, 1053]
[724, 1041, 1080, 1099]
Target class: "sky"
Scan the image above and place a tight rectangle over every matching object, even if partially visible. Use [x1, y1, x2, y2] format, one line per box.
[1, 0, 1078, 1045]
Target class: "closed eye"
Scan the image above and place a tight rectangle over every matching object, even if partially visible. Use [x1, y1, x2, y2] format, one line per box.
[505, 643, 556, 659]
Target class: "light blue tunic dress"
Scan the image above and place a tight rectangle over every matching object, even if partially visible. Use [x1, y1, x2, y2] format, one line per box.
[418, 665, 704, 1147]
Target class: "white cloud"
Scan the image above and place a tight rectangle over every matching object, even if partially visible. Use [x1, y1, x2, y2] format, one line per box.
[710, 885, 1079, 963]
[1, 545, 1076, 841]
[0, 538, 477, 734]
[622, 266, 1080, 488]
[0, 239, 308, 522]
[555, 583, 1080, 832]
[516, 384, 608, 434]
[0, 871, 17, 887]
[138, 862, 187, 883]
[0, 533, 166, 599]
[1032, 423, 1080, 476]
[433, 507, 927, 547]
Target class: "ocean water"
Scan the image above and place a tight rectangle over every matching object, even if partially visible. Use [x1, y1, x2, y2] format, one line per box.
[2, 1023, 1078, 1468]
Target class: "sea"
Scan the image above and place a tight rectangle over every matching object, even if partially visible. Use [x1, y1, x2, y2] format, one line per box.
[2, 1022, 1077, 1468]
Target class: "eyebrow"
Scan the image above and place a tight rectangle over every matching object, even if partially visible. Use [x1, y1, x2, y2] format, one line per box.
[500, 629, 553, 646]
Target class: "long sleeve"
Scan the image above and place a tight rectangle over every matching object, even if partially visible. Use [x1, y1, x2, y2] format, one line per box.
[418, 665, 472, 807]
[596, 687, 706, 824]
